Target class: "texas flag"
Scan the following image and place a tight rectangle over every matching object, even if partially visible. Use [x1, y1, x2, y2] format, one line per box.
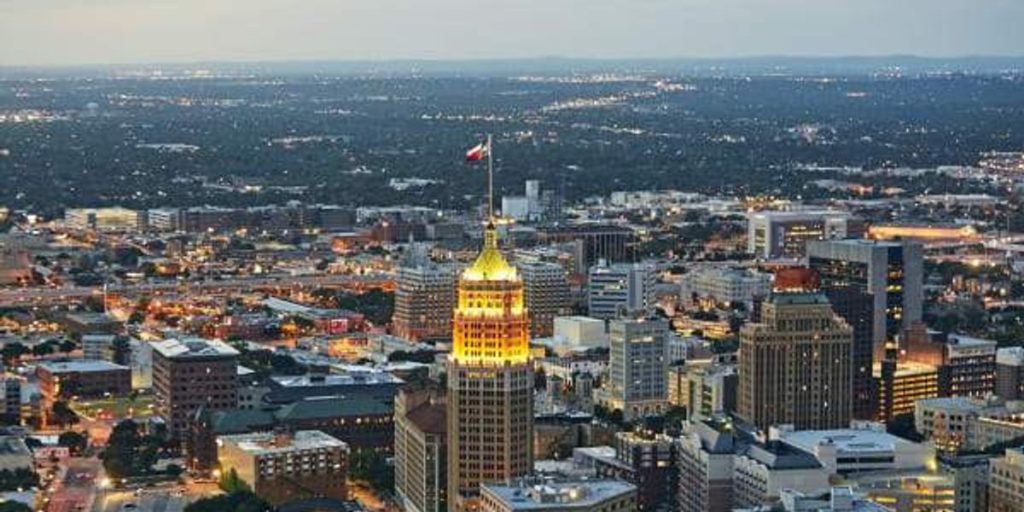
[465, 141, 489, 162]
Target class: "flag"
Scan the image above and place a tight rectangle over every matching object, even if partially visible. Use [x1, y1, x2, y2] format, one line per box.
[465, 141, 488, 162]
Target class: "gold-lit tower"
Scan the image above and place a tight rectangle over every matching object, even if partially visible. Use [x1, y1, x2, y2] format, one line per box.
[447, 136, 533, 511]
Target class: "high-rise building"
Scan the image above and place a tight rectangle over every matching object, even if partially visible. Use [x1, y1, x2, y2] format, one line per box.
[540, 225, 635, 271]
[807, 239, 924, 359]
[605, 315, 668, 420]
[996, 347, 1024, 400]
[395, 386, 447, 512]
[519, 261, 572, 338]
[821, 286, 876, 420]
[903, 328, 997, 399]
[987, 448, 1024, 512]
[479, 478, 636, 512]
[393, 256, 458, 342]
[447, 223, 533, 511]
[738, 285, 854, 432]
[587, 261, 655, 320]
[151, 337, 239, 440]
[675, 419, 735, 512]
[873, 343, 939, 423]
[747, 210, 859, 259]
[592, 432, 676, 511]
[216, 430, 348, 506]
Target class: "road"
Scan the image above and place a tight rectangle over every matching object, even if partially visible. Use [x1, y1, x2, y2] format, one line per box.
[96, 481, 220, 512]
[0, 273, 392, 307]
[47, 458, 101, 512]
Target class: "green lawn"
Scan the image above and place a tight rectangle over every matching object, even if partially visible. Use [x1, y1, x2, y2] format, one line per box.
[73, 395, 155, 421]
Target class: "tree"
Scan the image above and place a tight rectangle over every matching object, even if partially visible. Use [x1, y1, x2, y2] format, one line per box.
[58, 339, 77, 355]
[58, 431, 88, 456]
[31, 343, 54, 358]
[1, 343, 27, 364]
[0, 469, 38, 492]
[348, 448, 394, 494]
[184, 491, 269, 512]
[111, 336, 132, 366]
[101, 420, 160, 479]
[50, 401, 79, 428]
[0, 501, 32, 512]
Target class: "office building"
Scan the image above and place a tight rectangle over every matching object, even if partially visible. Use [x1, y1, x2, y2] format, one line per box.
[217, 430, 348, 506]
[591, 432, 675, 511]
[680, 265, 772, 308]
[479, 478, 636, 512]
[770, 423, 934, 476]
[821, 286, 876, 420]
[447, 223, 533, 511]
[914, 396, 1024, 453]
[605, 316, 668, 420]
[587, 261, 655, 320]
[738, 281, 854, 432]
[65, 207, 144, 232]
[395, 387, 447, 512]
[392, 259, 458, 342]
[747, 210, 858, 259]
[807, 239, 924, 358]
[36, 360, 131, 416]
[990, 448, 1024, 512]
[903, 329, 997, 399]
[874, 345, 939, 423]
[519, 261, 572, 338]
[732, 441, 830, 509]
[552, 316, 609, 351]
[675, 419, 735, 512]
[500, 180, 547, 222]
[996, 347, 1024, 400]
[152, 337, 239, 439]
[666, 362, 737, 421]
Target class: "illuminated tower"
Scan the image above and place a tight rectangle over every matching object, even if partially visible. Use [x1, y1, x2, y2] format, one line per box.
[446, 222, 534, 511]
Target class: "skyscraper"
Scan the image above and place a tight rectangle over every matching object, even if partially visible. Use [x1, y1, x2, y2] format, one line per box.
[519, 261, 572, 338]
[738, 272, 854, 432]
[447, 223, 533, 511]
[807, 239, 924, 359]
[393, 254, 458, 342]
[604, 315, 669, 420]
[587, 261, 655, 320]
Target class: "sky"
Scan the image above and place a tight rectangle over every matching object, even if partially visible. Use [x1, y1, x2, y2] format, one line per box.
[1, 0, 1023, 66]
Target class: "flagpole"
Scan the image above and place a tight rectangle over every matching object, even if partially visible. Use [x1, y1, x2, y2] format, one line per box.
[487, 133, 494, 222]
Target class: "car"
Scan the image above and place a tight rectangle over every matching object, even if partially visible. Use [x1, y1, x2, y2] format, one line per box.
[121, 503, 137, 511]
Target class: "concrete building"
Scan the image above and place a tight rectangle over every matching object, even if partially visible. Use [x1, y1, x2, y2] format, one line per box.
[732, 441, 830, 509]
[849, 470, 956, 511]
[217, 430, 348, 506]
[915, 396, 1024, 453]
[395, 387, 447, 512]
[605, 316, 668, 420]
[552, 317, 608, 351]
[520, 261, 572, 338]
[35, 360, 131, 413]
[736, 487, 890, 512]
[152, 337, 239, 439]
[771, 423, 934, 476]
[479, 478, 636, 512]
[807, 239, 924, 359]
[447, 224, 533, 511]
[747, 210, 858, 259]
[587, 261, 655, 320]
[393, 258, 458, 342]
[903, 329, 997, 399]
[996, 346, 1024, 400]
[666, 361, 737, 420]
[501, 180, 546, 222]
[680, 265, 772, 308]
[541, 225, 635, 270]
[988, 448, 1024, 512]
[591, 433, 675, 512]
[874, 354, 940, 423]
[65, 207, 144, 232]
[738, 290, 854, 432]
[675, 419, 734, 512]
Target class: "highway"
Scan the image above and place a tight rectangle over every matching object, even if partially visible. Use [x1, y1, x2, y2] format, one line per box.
[0, 273, 392, 308]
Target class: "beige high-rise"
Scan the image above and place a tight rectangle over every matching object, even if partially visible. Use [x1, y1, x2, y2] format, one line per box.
[738, 291, 854, 432]
[447, 224, 533, 511]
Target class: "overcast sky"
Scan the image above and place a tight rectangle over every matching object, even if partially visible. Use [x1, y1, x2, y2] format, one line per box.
[2, 0, 1022, 66]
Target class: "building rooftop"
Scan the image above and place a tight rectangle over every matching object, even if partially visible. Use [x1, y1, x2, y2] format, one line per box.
[219, 430, 347, 456]
[482, 479, 636, 510]
[406, 402, 446, 435]
[740, 441, 822, 470]
[270, 371, 402, 388]
[151, 337, 239, 359]
[776, 425, 922, 456]
[37, 360, 128, 374]
[998, 346, 1024, 366]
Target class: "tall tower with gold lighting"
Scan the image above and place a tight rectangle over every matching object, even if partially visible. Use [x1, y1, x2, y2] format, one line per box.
[447, 136, 533, 511]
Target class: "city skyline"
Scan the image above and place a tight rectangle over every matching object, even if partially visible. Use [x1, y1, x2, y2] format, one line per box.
[1, 0, 1023, 66]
